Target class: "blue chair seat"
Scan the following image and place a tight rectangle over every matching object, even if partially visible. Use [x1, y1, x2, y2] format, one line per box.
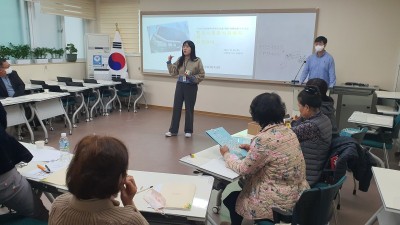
[362, 136, 393, 150]
[256, 220, 275, 225]
[0, 214, 47, 225]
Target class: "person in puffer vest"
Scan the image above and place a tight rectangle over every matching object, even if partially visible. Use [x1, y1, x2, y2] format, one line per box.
[291, 85, 332, 186]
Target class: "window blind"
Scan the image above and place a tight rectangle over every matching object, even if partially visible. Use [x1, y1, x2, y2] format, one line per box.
[98, 0, 139, 53]
[40, 0, 96, 20]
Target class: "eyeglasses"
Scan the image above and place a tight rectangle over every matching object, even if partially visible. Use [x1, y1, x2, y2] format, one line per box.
[304, 86, 319, 95]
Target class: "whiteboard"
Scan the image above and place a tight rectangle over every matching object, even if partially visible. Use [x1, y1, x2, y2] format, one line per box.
[141, 10, 318, 83]
[254, 13, 316, 81]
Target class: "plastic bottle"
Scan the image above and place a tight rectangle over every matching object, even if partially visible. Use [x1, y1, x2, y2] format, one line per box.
[59, 133, 70, 161]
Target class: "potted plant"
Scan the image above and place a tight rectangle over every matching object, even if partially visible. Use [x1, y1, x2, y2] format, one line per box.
[0, 45, 12, 63]
[32, 47, 49, 64]
[49, 48, 64, 63]
[65, 43, 78, 62]
[9, 43, 31, 64]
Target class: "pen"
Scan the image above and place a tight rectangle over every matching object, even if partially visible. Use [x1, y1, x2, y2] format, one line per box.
[45, 165, 51, 172]
[137, 186, 153, 193]
[37, 164, 50, 173]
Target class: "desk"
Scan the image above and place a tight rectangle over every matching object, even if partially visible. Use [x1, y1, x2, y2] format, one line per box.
[125, 79, 148, 113]
[179, 130, 252, 213]
[365, 167, 400, 225]
[84, 79, 121, 116]
[19, 144, 214, 224]
[28, 92, 72, 143]
[1, 96, 35, 143]
[348, 111, 393, 128]
[375, 91, 400, 100]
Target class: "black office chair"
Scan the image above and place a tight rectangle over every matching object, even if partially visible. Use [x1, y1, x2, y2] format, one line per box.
[115, 80, 138, 112]
[259, 176, 347, 225]
[57, 76, 73, 83]
[83, 78, 98, 84]
[30, 80, 46, 85]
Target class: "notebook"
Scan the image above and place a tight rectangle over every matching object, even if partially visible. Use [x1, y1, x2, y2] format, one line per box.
[160, 182, 196, 210]
[206, 127, 249, 159]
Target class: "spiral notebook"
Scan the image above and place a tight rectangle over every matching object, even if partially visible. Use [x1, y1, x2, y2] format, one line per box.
[206, 127, 249, 159]
[160, 183, 196, 210]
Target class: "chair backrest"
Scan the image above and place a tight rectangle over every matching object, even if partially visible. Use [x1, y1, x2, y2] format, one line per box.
[112, 77, 127, 83]
[391, 114, 400, 138]
[42, 84, 63, 92]
[30, 80, 46, 85]
[57, 76, 73, 82]
[83, 78, 98, 84]
[66, 81, 84, 87]
[292, 176, 346, 225]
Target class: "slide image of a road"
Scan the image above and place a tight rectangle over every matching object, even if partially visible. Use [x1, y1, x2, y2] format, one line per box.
[147, 21, 190, 53]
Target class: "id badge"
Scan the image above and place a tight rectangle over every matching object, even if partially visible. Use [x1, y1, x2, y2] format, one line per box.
[182, 75, 186, 82]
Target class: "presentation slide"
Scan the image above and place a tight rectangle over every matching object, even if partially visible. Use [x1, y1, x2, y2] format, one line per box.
[141, 11, 316, 82]
[142, 15, 257, 78]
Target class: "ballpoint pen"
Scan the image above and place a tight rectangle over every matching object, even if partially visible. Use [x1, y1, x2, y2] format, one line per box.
[137, 186, 153, 194]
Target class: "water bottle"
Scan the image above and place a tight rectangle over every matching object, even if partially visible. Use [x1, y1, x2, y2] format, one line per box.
[59, 133, 70, 161]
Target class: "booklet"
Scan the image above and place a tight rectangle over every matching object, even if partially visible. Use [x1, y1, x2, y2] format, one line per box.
[205, 127, 249, 159]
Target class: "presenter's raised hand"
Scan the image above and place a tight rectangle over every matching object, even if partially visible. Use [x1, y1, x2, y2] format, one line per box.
[120, 175, 137, 206]
[167, 55, 174, 61]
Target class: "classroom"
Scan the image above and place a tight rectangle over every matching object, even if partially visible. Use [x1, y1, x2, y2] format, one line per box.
[1, 0, 400, 225]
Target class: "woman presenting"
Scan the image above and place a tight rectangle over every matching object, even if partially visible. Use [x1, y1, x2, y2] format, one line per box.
[165, 40, 205, 138]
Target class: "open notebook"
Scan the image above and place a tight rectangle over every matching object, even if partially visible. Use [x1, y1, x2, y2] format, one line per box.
[160, 183, 196, 210]
[206, 127, 249, 159]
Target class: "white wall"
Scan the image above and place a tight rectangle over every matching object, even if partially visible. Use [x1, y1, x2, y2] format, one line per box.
[123, 0, 400, 116]
[14, 0, 400, 117]
[13, 62, 86, 82]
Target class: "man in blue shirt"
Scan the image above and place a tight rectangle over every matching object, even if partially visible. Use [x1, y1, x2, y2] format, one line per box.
[300, 36, 336, 87]
[0, 58, 25, 98]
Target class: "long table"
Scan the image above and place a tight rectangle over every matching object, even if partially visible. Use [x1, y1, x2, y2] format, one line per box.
[1, 92, 72, 143]
[18, 142, 214, 224]
[365, 167, 400, 225]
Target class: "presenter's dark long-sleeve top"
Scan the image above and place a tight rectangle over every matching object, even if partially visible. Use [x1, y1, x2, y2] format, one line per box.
[0, 102, 33, 174]
[0, 71, 26, 98]
[300, 51, 336, 87]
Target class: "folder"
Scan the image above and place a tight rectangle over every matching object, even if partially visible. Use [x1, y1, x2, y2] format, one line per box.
[160, 182, 196, 210]
[206, 127, 249, 159]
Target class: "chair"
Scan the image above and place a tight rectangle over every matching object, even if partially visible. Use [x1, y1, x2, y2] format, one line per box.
[66, 81, 98, 117]
[361, 114, 400, 168]
[115, 79, 139, 112]
[265, 176, 347, 225]
[0, 213, 47, 225]
[30, 80, 46, 85]
[57, 76, 73, 83]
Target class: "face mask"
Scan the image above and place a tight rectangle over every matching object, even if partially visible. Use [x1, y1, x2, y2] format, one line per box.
[5, 68, 12, 74]
[143, 189, 166, 213]
[314, 45, 324, 52]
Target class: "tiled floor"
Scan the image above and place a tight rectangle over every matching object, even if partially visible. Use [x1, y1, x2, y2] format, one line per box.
[6, 106, 400, 224]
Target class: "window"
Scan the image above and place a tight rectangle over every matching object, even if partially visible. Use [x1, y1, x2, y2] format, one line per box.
[0, 0, 86, 59]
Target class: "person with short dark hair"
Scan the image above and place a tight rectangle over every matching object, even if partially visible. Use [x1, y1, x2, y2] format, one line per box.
[165, 40, 205, 138]
[291, 86, 332, 186]
[0, 102, 49, 221]
[0, 58, 25, 98]
[220, 93, 309, 225]
[49, 135, 149, 225]
[299, 36, 336, 87]
[306, 78, 338, 136]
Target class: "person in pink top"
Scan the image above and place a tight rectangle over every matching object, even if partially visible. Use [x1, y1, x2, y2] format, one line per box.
[220, 93, 309, 225]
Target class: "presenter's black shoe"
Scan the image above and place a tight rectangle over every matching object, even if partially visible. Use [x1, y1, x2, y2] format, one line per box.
[165, 132, 177, 137]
